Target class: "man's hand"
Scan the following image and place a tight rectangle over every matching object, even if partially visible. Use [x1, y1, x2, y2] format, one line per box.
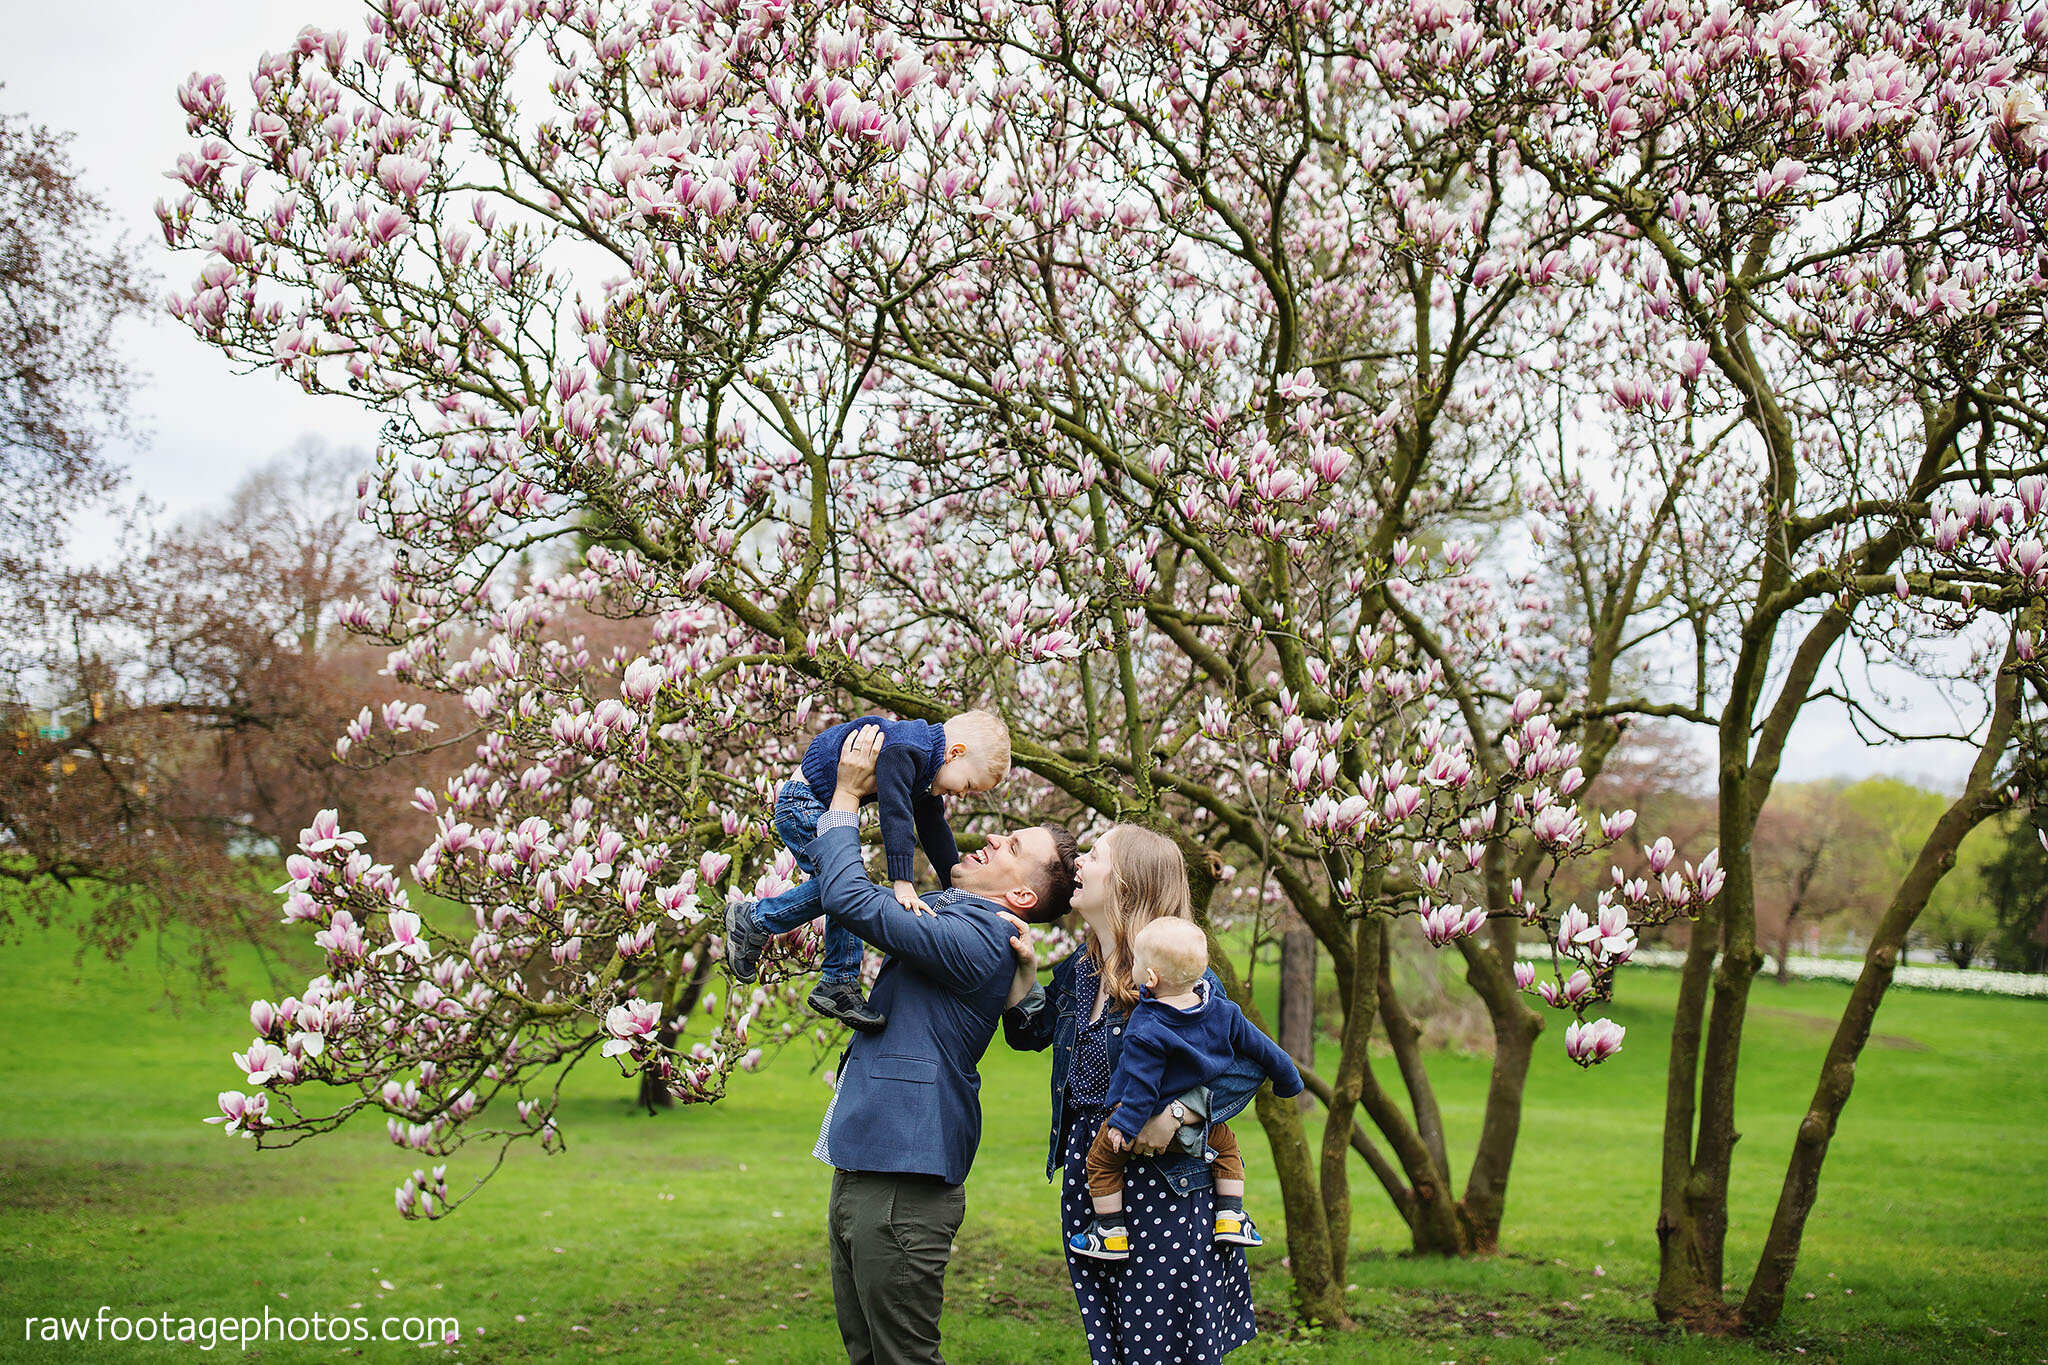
[1128, 1106, 1182, 1157]
[893, 880, 934, 917]
[831, 725, 884, 811]
[1001, 913, 1038, 1010]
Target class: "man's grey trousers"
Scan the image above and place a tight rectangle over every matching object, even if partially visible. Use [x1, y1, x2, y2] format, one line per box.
[828, 1168, 967, 1365]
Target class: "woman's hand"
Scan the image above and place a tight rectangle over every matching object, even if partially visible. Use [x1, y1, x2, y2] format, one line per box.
[832, 725, 883, 808]
[1000, 911, 1039, 1009]
[1127, 1106, 1182, 1156]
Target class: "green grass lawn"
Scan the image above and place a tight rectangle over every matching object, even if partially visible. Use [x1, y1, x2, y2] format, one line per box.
[2, 897, 2044, 1365]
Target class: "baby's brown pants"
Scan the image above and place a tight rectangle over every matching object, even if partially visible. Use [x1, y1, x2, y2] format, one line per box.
[1086, 1105, 1242, 1199]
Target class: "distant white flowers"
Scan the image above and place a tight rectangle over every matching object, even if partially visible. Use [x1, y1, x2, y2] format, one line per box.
[1539, 945, 2048, 998]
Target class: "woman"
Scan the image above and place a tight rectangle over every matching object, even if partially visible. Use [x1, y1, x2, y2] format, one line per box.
[1002, 825, 1257, 1364]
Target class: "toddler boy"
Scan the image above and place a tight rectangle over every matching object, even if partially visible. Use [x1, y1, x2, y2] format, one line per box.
[723, 710, 1010, 1030]
[1070, 916, 1303, 1259]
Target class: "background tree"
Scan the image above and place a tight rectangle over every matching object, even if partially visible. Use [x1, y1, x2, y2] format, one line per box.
[149, 439, 405, 854]
[0, 440, 440, 985]
[1386, 0, 2048, 1331]
[0, 105, 155, 956]
[0, 108, 149, 578]
[1838, 777, 2005, 968]
[1977, 805, 2048, 971]
[1751, 782, 1877, 980]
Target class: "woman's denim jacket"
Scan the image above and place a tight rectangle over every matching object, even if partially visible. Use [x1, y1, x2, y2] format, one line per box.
[1004, 952, 1272, 1198]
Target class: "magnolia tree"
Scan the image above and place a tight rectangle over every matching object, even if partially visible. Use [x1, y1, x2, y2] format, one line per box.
[817, 0, 1731, 1281]
[155, 0, 1754, 1328]
[1368, 0, 2048, 1330]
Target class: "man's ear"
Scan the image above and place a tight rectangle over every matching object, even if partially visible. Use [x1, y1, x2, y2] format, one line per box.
[1001, 884, 1040, 915]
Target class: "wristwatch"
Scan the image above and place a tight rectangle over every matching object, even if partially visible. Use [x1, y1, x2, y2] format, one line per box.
[1169, 1100, 1188, 1123]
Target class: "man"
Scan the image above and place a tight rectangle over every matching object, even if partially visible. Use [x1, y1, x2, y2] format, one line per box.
[723, 725, 1078, 1365]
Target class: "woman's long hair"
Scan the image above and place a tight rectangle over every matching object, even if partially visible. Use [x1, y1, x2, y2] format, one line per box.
[1084, 824, 1195, 1012]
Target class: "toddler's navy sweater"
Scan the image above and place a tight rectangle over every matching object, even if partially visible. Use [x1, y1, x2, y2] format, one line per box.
[799, 716, 960, 885]
[1103, 983, 1304, 1138]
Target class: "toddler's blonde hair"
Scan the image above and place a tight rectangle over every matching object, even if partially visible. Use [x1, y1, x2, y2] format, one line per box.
[945, 709, 1011, 784]
[1133, 915, 1211, 995]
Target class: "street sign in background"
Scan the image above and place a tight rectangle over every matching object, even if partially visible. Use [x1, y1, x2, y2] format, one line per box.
[37, 726, 69, 740]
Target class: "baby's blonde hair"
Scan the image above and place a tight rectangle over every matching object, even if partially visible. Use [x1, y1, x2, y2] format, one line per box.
[1133, 915, 1210, 995]
[945, 709, 1011, 784]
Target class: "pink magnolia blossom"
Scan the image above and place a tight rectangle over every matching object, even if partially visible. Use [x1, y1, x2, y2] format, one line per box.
[1564, 1018, 1627, 1067]
[378, 154, 431, 199]
[373, 910, 431, 962]
[313, 909, 366, 962]
[602, 1000, 663, 1058]
[1276, 368, 1327, 401]
[205, 1090, 267, 1135]
[234, 1041, 298, 1087]
[301, 810, 365, 856]
[1420, 902, 1489, 946]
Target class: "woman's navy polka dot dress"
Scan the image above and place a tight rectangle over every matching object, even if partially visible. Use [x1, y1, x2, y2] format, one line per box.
[1061, 955, 1256, 1364]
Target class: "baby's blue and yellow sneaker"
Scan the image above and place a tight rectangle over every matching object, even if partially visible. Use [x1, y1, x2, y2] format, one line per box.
[1214, 1208, 1262, 1247]
[1068, 1217, 1129, 1261]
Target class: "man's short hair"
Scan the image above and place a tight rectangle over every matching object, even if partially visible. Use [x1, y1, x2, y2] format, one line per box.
[1133, 916, 1210, 993]
[1026, 824, 1079, 924]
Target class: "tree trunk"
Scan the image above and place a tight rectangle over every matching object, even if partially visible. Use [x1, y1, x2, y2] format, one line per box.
[1298, 1066, 1416, 1227]
[1279, 911, 1317, 1114]
[1213, 941, 1347, 1326]
[1346, 925, 1468, 1257]
[1319, 916, 1379, 1285]
[639, 944, 715, 1112]
[1187, 825, 1350, 1325]
[1691, 929, 1761, 1294]
[1742, 657, 2017, 1330]
[1455, 916, 1543, 1253]
[1360, 1064, 1467, 1254]
[1655, 900, 1736, 1328]
[1775, 843, 1822, 984]
[1377, 947, 1451, 1182]
[1656, 717, 1766, 1332]
[1250, 1082, 1348, 1324]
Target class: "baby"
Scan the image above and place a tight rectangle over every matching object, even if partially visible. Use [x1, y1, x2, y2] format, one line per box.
[722, 710, 1010, 1030]
[1070, 916, 1304, 1260]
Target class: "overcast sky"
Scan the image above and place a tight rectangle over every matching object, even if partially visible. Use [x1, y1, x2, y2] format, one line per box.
[4, 2, 1979, 789]
[8, 1, 384, 530]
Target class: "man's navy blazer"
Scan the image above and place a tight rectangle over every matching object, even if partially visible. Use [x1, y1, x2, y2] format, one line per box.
[810, 821, 1018, 1184]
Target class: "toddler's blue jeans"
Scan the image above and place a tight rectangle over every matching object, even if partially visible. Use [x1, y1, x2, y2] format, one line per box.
[749, 779, 864, 984]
